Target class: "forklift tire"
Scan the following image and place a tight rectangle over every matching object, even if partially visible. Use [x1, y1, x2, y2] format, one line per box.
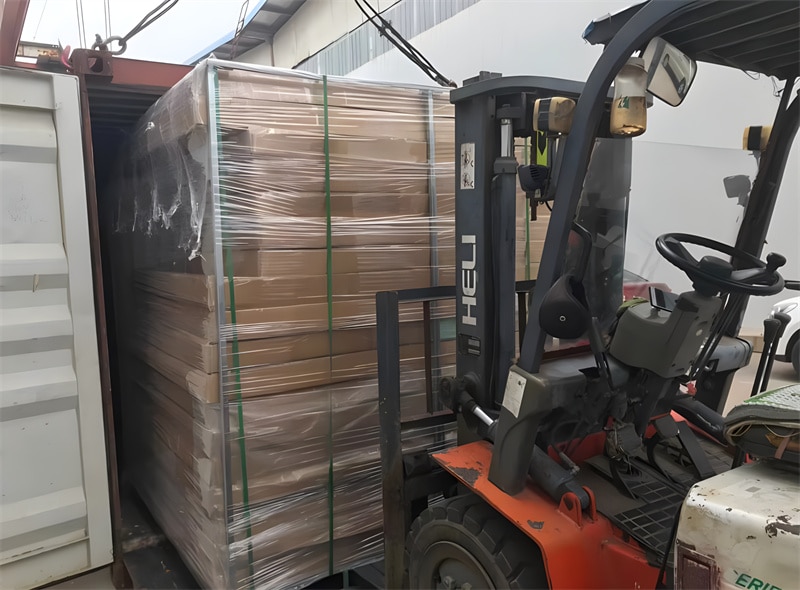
[406, 494, 548, 589]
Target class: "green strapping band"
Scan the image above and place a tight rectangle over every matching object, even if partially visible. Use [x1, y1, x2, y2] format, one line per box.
[225, 250, 254, 584]
[215, 70, 254, 585]
[323, 74, 335, 577]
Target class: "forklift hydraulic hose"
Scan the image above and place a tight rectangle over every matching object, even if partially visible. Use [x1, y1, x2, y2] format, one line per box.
[671, 397, 725, 444]
[761, 312, 791, 392]
[529, 446, 591, 510]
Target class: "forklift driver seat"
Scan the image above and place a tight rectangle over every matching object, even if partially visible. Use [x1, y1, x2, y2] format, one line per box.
[725, 384, 800, 464]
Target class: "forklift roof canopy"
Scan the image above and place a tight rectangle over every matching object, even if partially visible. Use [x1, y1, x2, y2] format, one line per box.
[584, 0, 800, 81]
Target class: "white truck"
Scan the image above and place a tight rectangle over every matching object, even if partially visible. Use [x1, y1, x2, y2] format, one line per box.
[772, 296, 800, 379]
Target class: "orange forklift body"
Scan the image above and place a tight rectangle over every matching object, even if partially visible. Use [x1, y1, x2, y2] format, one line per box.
[434, 441, 660, 590]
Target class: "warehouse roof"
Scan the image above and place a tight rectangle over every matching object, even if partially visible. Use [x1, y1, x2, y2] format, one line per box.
[584, 0, 800, 81]
[188, 0, 306, 63]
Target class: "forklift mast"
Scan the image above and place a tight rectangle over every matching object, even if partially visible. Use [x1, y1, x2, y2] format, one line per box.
[451, 75, 635, 492]
[451, 74, 585, 411]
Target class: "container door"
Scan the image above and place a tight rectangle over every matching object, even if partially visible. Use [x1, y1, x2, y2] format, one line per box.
[0, 68, 113, 588]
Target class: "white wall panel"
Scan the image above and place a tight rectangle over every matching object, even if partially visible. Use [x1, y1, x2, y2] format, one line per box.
[272, 0, 399, 67]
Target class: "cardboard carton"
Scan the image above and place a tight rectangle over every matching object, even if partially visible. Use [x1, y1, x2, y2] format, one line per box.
[137, 269, 431, 310]
[228, 245, 432, 276]
[137, 321, 430, 373]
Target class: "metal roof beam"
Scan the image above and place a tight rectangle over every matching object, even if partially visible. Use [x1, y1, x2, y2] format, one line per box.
[242, 22, 277, 37]
[260, 4, 297, 16]
[660, 2, 756, 37]
[751, 51, 800, 71]
[722, 41, 800, 67]
[671, 11, 798, 53]
[709, 28, 798, 58]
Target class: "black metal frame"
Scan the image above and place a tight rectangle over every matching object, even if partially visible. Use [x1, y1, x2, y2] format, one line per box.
[377, 286, 455, 590]
[519, 0, 696, 375]
[377, 280, 536, 589]
[450, 75, 585, 412]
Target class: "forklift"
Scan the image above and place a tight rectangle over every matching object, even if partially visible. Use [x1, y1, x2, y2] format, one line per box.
[377, 1, 799, 588]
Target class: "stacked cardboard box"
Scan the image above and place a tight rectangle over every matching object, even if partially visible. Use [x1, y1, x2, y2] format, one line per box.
[515, 140, 552, 280]
[110, 63, 459, 590]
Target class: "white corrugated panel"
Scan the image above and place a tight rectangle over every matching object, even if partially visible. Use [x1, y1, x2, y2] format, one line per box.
[0, 67, 112, 589]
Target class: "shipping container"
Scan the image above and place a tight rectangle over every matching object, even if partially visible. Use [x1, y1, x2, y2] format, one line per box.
[0, 66, 114, 588]
[0, 46, 195, 586]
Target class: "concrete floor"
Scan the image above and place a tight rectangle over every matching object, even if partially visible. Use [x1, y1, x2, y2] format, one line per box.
[46, 567, 114, 590]
[47, 356, 798, 590]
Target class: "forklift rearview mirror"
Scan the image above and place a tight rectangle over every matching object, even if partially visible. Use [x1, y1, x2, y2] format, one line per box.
[643, 37, 697, 107]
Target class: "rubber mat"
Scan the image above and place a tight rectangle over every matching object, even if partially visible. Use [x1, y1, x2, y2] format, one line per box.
[586, 456, 686, 564]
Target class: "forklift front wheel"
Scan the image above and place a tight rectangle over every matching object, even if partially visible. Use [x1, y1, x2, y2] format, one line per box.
[406, 494, 548, 589]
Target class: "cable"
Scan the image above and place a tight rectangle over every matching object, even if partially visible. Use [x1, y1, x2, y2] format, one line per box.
[80, 0, 88, 48]
[33, 0, 49, 41]
[93, 0, 181, 55]
[104, 0, 111, 40]
[75, 0, 87, 48]
[772, 77, 783, 98]
[355, 0, 423, 71]
[121, 0, 180, 43]
[655, 503, 682, 589]
[354, 0, 455, 88]
[365, 1, 453, 87]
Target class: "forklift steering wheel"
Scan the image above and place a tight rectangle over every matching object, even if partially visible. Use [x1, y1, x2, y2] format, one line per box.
[655, 232, 785, 296]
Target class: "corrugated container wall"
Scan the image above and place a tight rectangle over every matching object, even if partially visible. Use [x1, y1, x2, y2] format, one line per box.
[0, 67, 113, 588]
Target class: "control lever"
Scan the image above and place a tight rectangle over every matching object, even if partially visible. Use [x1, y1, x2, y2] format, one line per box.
[766, 252, 788, 274]
[732, 311, 791, 468]
[752, 313, 791, 396]
[730, 252, 786, 283]
[760, 312, 791, 393]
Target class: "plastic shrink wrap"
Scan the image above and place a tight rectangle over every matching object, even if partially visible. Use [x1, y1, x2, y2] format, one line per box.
[107, 60, 550, 589]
